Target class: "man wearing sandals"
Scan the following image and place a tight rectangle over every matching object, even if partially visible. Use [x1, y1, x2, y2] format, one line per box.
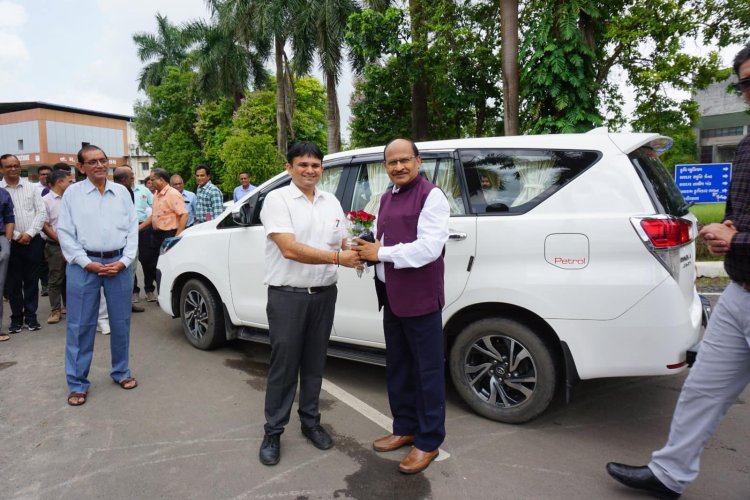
[58, 145, 139, 406]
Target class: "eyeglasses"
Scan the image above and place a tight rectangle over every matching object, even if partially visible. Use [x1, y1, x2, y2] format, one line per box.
[734, 78, 750, 92]
[386, 156, 416, 168]
[84, 158, 109, 166]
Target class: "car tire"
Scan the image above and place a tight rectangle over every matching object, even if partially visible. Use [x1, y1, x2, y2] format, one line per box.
[449, 318, 557, 424]
[179, 278, 226, 350]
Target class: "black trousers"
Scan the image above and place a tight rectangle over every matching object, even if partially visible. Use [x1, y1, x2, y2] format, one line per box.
[137, 227, 156, 293]
[5, 235, 44, 325]
[263, 286, 337, 435]
[383, 297, 446, 452]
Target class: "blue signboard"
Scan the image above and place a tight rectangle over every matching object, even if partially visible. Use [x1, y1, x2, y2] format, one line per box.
[674, 163, 731, 204]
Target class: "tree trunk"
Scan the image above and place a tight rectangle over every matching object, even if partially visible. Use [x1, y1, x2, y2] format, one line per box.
[500, 0, 519, 136]
[326, 70, 341, 153]
[275, 36, 288, 156]
[409, 0, 429, 141]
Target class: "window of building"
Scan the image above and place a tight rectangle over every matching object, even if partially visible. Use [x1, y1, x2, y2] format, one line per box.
[17, 139, 24, 150]
[140, 162, 149, 171]
[700, 126, 744, 139]
[700, 146, 713, 163]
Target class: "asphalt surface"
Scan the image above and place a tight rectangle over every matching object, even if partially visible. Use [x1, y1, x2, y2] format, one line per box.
[0, 284, 747, 499]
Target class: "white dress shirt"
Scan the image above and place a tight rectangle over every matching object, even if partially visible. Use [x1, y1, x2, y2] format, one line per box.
[0, 178, 47, 240]
[260, 182, 346, 287]
[375, 186, 450, 282]
[42, 190, 63, 240]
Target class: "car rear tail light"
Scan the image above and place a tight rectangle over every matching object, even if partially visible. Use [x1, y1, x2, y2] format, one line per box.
[639, 218, 691, 247]
[631, 216, 695, 280]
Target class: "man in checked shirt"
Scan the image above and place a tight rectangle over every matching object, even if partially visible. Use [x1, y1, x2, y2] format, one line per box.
[607, 43, 750, 499]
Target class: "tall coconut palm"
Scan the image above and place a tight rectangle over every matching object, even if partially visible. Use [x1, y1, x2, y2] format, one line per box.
[291, 0, 360, 153]
[207, 0, 295, 156]
[182, 17, 269, 110]
[133, 13, 189, 91]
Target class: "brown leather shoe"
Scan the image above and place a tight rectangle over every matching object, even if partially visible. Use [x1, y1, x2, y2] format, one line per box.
[398, 446, 439, 474]
[372, 433, 415, 452]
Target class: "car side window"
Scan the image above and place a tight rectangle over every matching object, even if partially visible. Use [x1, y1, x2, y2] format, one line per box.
[461, 149, 600, 214]
[349, 158, 465, 215]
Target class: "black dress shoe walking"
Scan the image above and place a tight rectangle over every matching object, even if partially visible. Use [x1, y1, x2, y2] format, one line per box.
[301, 425, 333, 450]
[259, 434, 280, 466]
[606, 462, 680, 499]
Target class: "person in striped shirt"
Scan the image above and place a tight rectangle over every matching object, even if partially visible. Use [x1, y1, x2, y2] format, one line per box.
[194, 165, 224, 223]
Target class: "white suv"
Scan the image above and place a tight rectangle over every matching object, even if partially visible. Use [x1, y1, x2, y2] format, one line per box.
[157, 129, 705, 423]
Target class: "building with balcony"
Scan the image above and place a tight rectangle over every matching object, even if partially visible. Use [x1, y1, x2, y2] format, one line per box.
[694, 75, 750, 164]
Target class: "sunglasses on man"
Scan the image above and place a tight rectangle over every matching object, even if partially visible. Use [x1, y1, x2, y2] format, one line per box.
[735, 77, 750, 92]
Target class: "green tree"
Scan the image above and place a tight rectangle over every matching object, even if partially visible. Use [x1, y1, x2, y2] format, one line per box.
[132, 13, 189, 91]
[133, 67, 204, 183]
[290, 0, 360, 153]
[181, 17, 268, 109]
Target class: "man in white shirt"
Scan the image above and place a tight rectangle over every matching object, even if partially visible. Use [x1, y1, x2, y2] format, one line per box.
[42, 170, 73, 324]
[0, 154, 48, 333]
[257, 142, 360, 466]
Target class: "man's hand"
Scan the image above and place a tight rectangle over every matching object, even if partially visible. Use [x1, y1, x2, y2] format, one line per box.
[16, 233, 32, 245]
[353, 238, 381, 262]
[699, 220, 737, 257]
[338, 249, 362, 269]
[84, 261, 126, 276]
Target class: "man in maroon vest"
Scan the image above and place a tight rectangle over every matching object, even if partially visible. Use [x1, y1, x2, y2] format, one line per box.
[355, 138, 450, 474]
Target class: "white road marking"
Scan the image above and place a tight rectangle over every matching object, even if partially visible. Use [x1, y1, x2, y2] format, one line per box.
[321, 378, 450, 461]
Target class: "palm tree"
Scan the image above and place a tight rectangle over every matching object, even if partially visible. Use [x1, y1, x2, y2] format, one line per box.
[291, 0, 360, 153]
[181, 17, 268, 110]
[207, 0, 295, 156]
[132, 13, 189, 91]
[500, 0, 519, 135]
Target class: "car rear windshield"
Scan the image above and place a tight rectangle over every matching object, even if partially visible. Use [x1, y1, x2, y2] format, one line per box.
[459, 149, 601, 214]
[629, 147, 689, 217]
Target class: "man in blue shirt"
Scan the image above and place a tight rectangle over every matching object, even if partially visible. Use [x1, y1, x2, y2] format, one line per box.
[233, 171, 256, 202]
[58, 145, 138, 406]
[194, 165, 225, 223]
[0, 182, 15, 342]
[170, 174, 196, 227]
[133, 179, 155, 302]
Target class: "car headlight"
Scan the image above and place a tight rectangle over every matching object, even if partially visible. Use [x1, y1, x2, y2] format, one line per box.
[160, 236, 182, 255]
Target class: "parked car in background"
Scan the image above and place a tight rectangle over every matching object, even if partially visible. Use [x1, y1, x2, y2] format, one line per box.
[157, 129, 707, 424]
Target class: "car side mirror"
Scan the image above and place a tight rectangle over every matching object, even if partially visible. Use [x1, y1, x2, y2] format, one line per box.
[231, 198, 256, 227]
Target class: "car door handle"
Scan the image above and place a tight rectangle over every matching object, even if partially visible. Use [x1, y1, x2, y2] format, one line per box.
[449, 232, 467, 241]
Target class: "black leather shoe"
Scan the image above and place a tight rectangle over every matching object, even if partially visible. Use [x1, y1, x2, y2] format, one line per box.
[606, 462, 680, 499]
[259, 434, 280, 466]
[301, 425, 333, 450]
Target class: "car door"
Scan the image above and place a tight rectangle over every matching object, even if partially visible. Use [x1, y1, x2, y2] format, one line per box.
[226, 163, 350, 327]
[332, 152, 476, 346]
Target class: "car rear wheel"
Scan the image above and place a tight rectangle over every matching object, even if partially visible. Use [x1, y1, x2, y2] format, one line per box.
[179, 278, 226, 350]
[449, 318, 557, 424]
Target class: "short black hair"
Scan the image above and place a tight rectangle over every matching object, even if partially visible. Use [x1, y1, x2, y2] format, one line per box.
[384, 138, 419, 158]
[152, 168, 170, 183]
[52, 162, 71, 172]
[734, 43, 750, 76]
[77, 144, 106, 164]
[286, 142, 323, 163]
[48, 169, 69, 187]
[112, 169, 130, 185]
[0, 154, 19, 164]
[239, 171, 250, 177]
[37, 166, 52, 174]
[195, 164, 211, 176]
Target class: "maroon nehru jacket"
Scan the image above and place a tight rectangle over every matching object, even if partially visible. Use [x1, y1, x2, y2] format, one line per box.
[376, 175, 445, 317]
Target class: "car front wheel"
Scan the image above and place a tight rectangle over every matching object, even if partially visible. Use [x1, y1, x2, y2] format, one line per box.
[179, 278, 226, 350]
[449, 318, 557, 424]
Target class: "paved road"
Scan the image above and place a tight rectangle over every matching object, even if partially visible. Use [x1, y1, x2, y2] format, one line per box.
[0, 285, 747, 499]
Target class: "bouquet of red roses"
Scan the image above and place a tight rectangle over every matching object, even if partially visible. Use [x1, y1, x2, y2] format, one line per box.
[345, 210, 376, 244]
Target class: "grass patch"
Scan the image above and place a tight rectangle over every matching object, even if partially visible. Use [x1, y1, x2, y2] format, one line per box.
[689, 203, 726, 261]
[689, 203, 725, 225]
[696, 276, 729, 287]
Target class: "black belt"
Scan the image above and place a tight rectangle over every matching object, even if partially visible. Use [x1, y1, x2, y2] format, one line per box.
[46, 240, 60, 246]
[269, 284, 336, 294]
[86, 248, 124, 258]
